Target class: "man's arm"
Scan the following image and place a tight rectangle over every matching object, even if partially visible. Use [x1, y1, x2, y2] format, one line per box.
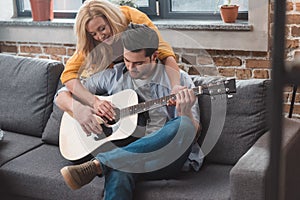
[177, 72, 201, 139]
[175, 88, 200, 132]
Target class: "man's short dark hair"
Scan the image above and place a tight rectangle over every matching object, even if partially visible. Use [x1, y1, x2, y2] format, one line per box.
[121, 23, 159, 57]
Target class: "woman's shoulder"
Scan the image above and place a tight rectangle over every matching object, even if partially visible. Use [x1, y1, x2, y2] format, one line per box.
[120, 5, 144, 20]
[120, 5, 134, 12]
[120, 5, 131, 15]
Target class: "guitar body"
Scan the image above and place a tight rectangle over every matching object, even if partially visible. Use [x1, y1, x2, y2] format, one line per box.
[59, 89, 139, 161]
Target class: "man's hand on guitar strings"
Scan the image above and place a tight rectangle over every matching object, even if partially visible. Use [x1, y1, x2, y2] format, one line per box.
[73, 101, 103, 136]
[167, 85, 187, 106]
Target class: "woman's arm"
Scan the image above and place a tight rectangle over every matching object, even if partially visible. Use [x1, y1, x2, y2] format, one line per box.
[55, 89, 103, 135]
[163, 56, 181, 88]
[60, 51, 85, 84]
[60, 51, 104, 117]
[64, 79, 98, 108]
[64, 78, 115, 121]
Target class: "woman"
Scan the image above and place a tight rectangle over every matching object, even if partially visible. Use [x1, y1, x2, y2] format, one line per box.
[61, 0, 180, 120]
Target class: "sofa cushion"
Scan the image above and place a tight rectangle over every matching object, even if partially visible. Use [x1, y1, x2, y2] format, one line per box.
[42, 82, 64, 146]
[193, 76, 270, 165]
[41, 103, 64, 146]
[0, 54, 64, 137]
[0, 131, 42, 166]
[0, 144, 104, 200]
[135, 163, 232, 200]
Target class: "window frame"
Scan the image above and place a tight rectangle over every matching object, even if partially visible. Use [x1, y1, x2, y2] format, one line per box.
[136, 0, 157, 17]
[157, 0, 248, 20]
[16, 0, 248, 20]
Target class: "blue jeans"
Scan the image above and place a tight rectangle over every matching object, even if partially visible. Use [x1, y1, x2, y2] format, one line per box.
[95, 116, 196, 200]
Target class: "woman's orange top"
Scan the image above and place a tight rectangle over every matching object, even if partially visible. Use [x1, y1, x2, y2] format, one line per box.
[61, 6, 175, 84]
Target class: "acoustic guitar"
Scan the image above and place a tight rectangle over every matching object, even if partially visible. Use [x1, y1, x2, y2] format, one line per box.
[59, 78, 236, 161]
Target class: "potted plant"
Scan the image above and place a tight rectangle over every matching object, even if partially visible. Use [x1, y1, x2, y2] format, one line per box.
[216, 0, 239, 23]
[30, 0, 54, 21]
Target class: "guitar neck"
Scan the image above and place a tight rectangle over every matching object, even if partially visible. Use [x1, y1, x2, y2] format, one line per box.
[120, 87, 202, 118]
[117, 78, 236, 119]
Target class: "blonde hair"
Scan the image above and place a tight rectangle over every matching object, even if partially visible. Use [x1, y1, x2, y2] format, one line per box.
[75, 0, 128, 75]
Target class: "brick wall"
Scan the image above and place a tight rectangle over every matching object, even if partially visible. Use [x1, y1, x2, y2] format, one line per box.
[275, 1, 300, 118]
[0, 41, 271, 79]
[173, 48, 270, 79]
[1, 0, 300, 117]
[0, 41, 76, 65]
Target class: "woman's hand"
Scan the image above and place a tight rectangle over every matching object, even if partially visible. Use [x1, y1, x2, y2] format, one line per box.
[93, 98, 116, 122]
[73, 100, 103, 136]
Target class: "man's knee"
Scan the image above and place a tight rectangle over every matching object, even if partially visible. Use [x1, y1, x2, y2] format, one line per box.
[168, 116, 195, 134]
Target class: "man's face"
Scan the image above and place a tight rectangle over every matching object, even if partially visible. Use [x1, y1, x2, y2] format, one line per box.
[123, 49, 157, 80]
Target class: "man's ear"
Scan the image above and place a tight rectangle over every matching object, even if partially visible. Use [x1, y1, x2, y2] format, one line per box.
[151, 51, 159, 63]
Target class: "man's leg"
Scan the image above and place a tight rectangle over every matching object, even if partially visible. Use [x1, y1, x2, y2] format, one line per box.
[100, 116, 195, 199]
[60, 116, 196, 191]
[96, 116, 196, 175]
[141, 143, 192, 181]
[103, 170, 137, 200]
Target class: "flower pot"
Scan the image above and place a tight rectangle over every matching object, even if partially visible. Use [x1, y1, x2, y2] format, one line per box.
[30, 0, 54, 21]
[220, 5, 239, 23]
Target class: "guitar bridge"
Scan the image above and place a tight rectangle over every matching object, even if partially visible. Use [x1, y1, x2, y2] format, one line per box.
[227, 94, 233, 99]
[93, 134, 102, 141]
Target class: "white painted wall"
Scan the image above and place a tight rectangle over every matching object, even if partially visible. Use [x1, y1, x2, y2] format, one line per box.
[0, 24, 76, 44]
[0, 1, 76, 44]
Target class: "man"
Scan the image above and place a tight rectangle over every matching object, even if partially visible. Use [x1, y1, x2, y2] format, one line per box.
[55, 23, 203, 200]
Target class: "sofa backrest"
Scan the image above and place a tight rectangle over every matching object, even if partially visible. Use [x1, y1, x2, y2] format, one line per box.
[0, 54, 64, 137]
[41, 82, 64, 145]
[193, 76, 271, 165]
[25, 66, 271, 167]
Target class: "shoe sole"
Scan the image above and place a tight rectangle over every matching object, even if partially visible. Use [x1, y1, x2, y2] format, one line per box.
[60, 167, 81, 190]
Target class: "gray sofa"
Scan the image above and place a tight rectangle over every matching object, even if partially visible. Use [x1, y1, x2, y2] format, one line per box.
[1, 54, 300, 200]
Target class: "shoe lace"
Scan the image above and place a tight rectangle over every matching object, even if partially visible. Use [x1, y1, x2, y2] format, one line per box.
[80, 162, 96, 177]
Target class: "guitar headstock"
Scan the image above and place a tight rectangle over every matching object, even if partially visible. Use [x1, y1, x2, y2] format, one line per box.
[195, 78, 236, 96]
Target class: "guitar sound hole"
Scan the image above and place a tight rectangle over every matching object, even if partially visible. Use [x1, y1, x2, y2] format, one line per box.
[100, 108, 121, 137]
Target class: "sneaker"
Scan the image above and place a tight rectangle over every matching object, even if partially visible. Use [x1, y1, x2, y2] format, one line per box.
[60, 161, 98, 190]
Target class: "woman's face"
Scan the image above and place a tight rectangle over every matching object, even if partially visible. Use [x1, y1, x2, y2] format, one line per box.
[86, 16, 113, 44]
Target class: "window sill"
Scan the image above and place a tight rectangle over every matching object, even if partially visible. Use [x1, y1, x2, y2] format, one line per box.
[153, 19, 251, 31]
[0, 17, 251, 31]
[0, 18, 75, 27]
[0, 17, 267, 51]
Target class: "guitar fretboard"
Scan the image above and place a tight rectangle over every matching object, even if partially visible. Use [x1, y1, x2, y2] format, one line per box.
[119, 87, 202, 118]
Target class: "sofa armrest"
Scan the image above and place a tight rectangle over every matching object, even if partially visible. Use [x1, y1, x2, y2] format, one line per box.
[229, 117, 300, 200]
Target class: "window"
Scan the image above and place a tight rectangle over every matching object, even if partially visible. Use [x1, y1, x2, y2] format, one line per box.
[135, 0, 157, 16]
[17, 0, 248, 20]
[17, 0, 84, 18]
[142, 0, 248, 19]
